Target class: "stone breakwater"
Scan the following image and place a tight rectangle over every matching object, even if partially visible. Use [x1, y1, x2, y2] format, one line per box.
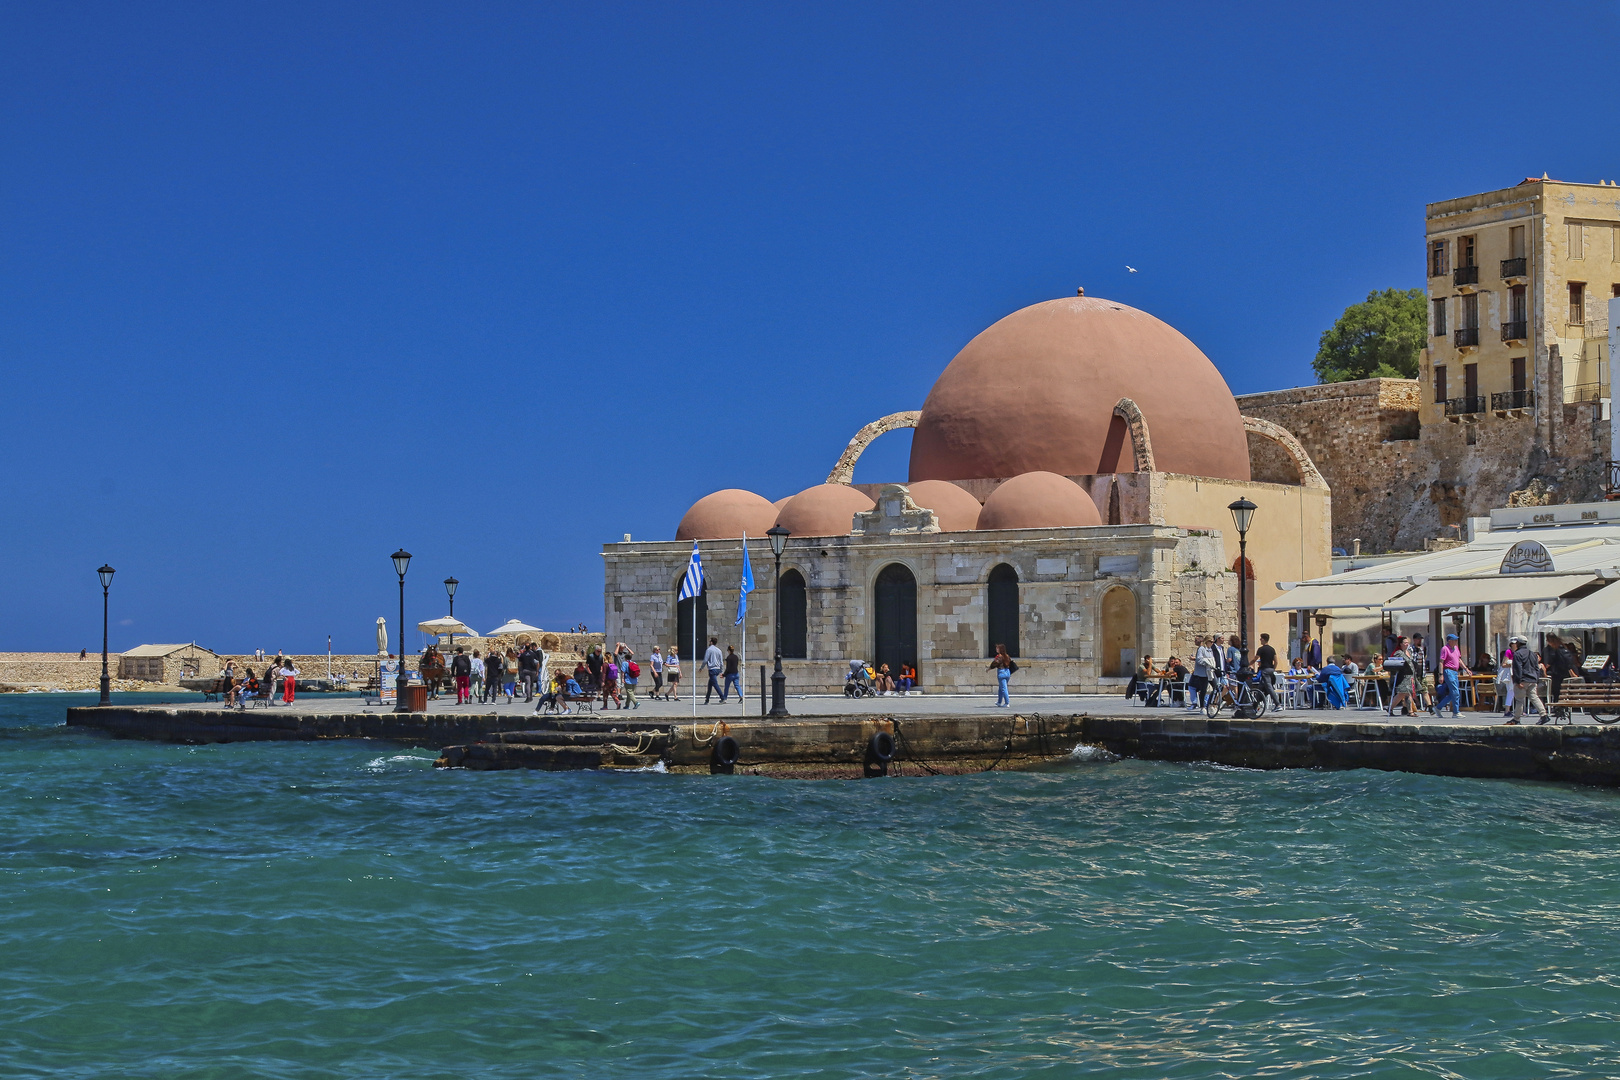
[62, 705, 1620, 786]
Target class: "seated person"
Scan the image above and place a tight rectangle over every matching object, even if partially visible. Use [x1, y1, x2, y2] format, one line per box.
[1165, 657, 1189, 705]
[1342, 656, 1361, 677]
[1318, 657, 1349, 709]
[537, 673, 565, 711]
[897, 664, 916, 693]
[559, 675, 585, 714]
[1129, 657, 1163, 705]
[237, 675, 259, 707]
[875, 663, 896, 694]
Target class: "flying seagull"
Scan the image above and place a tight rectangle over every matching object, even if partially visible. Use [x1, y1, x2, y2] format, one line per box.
[1126, 265, 1138, 273]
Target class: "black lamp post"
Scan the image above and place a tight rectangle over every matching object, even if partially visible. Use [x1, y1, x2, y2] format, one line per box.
[97, 564, 115, 706]
[1228, 497, 1257, 670]
[444, 576, 459, 646]
[767, 525, 790, 718]
[392, 549, 412, 712]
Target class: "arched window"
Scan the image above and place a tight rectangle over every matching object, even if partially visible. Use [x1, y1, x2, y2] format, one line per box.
[1100, 586, 1138, 677]
[779, 569, 808, 658]
[873, 563, 917, 674]
[987, 563, 1020, 658]
[676, 580, 707, 664]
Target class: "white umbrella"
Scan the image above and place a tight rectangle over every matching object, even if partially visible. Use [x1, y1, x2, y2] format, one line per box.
[485, 619, 546, 638]
[419, 616, 476, 637]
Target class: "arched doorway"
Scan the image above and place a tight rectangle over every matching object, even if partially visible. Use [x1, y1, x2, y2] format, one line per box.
[873, 563, 917, 675]
[779, 569, 808, 658]
[987, 563, 1020, 658]
[676, 581, 707, 664]
[1100, 586, 1138, 677]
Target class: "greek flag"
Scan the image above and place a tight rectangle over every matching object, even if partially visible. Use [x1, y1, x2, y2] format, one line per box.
[736, 534, 754, 625]
[678, 542, 705, 602]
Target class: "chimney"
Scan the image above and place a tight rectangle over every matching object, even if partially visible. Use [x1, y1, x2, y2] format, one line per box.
[1351, 538, 1362, 557]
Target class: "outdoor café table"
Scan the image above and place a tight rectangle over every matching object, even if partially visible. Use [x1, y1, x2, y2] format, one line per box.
[1463, 674, 1498, 711]
[1282, 673, 1319, 709]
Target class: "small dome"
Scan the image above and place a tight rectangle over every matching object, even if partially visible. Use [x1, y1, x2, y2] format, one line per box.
[775, 484, 875, 538]
[905, 480, 982, 531]
[976, 471, 1102, 531]
[676, 489, 780, 541]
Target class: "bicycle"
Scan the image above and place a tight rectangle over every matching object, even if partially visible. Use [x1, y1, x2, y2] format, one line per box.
[1205, 673, 1270, 719]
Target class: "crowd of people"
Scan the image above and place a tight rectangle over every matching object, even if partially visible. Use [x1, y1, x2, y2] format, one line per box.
[1121, 627, 1606, 724]
[218, 654, 302, 708]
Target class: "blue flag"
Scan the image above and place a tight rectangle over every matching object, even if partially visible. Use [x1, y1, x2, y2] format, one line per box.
[736, 534, 755, 625]
[678, 542, 704, 601]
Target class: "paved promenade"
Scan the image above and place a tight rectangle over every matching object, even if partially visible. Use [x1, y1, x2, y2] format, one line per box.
[212, 689, 1535, 728]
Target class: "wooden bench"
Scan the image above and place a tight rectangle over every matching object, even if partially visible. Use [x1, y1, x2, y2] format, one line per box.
[1551, 680, 1620, 723]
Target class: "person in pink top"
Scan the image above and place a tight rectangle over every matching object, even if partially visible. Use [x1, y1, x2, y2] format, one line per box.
[1431, 633, 1468, 717]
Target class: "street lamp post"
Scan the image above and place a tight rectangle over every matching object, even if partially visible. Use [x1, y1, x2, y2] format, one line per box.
[767, 525, 790, 718]
[1227, 498, 1257, 671]
[97, 564, 116, 706]
[393, 550, 412, 712]
[444, 577, 459, 646]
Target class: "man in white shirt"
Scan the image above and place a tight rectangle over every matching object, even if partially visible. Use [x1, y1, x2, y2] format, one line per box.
[703, 637, 725, 704]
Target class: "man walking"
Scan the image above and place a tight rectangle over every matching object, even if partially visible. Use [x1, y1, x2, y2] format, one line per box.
[703, 637, 725, 704]
[518, 644, 539, 702]
[1507, 635, 1546, 725]
[1432, 632, 1466, 718]
[451, 647, 472, 705]
[722, 645, 741, 702]
[1255, 632, 1282, 712]
[483, 648, 503, 704]
[648, 647, 665, 700]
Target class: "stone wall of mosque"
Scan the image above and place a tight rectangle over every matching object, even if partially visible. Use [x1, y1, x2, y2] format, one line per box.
[602, 526, 1239, 695]
[1238, 373, 1611, 555]
[0, 654, 155, 692]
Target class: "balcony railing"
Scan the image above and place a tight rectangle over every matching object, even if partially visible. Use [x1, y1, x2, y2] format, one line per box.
[1566, 382, 1607, 404]
[1501, 320, 1527, 341]
[1607, 461, 1620, 498]
[1453, 265, 1480, 287]
[1454, 327, 1480, 348]
[1492, 389, 1535, 412]
[1444, 396, 1486, 417]
[1501, 257, 1527, 278]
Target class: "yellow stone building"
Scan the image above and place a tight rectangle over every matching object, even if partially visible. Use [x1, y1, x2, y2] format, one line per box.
[1421, 176, 1619, 429]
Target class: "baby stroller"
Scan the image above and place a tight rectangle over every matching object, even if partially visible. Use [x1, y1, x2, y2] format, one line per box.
[844, 659, 878, 698]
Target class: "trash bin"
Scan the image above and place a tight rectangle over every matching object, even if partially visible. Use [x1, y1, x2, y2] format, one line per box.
[402, 684, 429, 712]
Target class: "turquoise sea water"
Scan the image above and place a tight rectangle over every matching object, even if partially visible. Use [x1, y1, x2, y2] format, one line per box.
[4, 695, 1620, 1078]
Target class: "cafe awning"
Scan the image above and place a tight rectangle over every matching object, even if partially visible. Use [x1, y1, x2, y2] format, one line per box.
[1539, 583, 1620, 630]
[1390, 573, 1598, 611]
[1261, 580, 1417, 611]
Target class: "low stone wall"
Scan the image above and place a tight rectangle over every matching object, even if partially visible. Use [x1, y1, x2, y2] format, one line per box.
[0, 654, 150, 692]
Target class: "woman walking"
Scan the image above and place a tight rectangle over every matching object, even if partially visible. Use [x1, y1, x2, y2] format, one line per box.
[988, 644, 1014, 707]
[279, 658, 300, 705]
[648, 647, 664, 700]
[665, 647, 681, 700]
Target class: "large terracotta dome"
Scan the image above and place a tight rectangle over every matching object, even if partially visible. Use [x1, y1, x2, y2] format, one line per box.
[976, 471, 1102, 531]
[905, 480, 982, 532]
[909, 296, 1251, 483]
[775, 484, 875, 538]
[676, 489, 779, 541]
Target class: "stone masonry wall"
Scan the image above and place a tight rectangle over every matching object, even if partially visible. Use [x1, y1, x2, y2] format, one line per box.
[1239, 375, 1611, 553]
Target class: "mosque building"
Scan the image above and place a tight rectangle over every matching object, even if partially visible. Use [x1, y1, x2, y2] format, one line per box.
[602, 293, 1334, 693]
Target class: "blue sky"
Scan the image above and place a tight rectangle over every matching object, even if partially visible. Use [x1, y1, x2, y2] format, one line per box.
[3, 1, 1615, 653]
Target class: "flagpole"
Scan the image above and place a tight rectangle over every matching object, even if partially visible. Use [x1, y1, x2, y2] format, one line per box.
[740, 535, 747, 716]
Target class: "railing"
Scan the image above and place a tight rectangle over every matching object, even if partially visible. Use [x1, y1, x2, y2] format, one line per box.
[1443, 396, 1486, 417]
[1501, 320, 1527, 341]
[1455, 327, 1480, 348]
[1453, 265, 1480, 287]
[1608, 461, 1620, 497]
[1501, 257, 1527, 278]
[1566, 382, 1607, 404]
[1492, 389, 1535, 412]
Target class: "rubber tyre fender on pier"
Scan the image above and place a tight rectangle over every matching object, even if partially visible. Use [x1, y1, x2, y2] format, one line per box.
[869, 730, 895, 762]
[711, 735, 741, 774]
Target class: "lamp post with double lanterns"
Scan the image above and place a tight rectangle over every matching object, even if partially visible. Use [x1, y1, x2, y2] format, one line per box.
[392, 550, 412, 712]
[97, 564, 116, 706]
[766, 525, 791, 718]
[1227, 497, 1257, 671]
[444, 576, 459, 646]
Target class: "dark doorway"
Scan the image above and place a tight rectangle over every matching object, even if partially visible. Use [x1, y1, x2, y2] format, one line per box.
[986, 563, 1020, 657]
[779, 569, 807, 658]
[873, 563, 917, 674]
[676, 583, 707, 664]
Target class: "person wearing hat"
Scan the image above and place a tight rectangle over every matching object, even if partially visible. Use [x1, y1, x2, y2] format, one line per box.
[1432, 632, 1469, 718]
[1506, 635, 1546, 725]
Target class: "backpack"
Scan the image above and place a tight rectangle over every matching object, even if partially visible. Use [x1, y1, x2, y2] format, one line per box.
[627, 661, 640, 678]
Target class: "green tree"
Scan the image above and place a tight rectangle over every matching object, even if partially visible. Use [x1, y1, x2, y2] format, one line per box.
[1313, 287, 1427, 383]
